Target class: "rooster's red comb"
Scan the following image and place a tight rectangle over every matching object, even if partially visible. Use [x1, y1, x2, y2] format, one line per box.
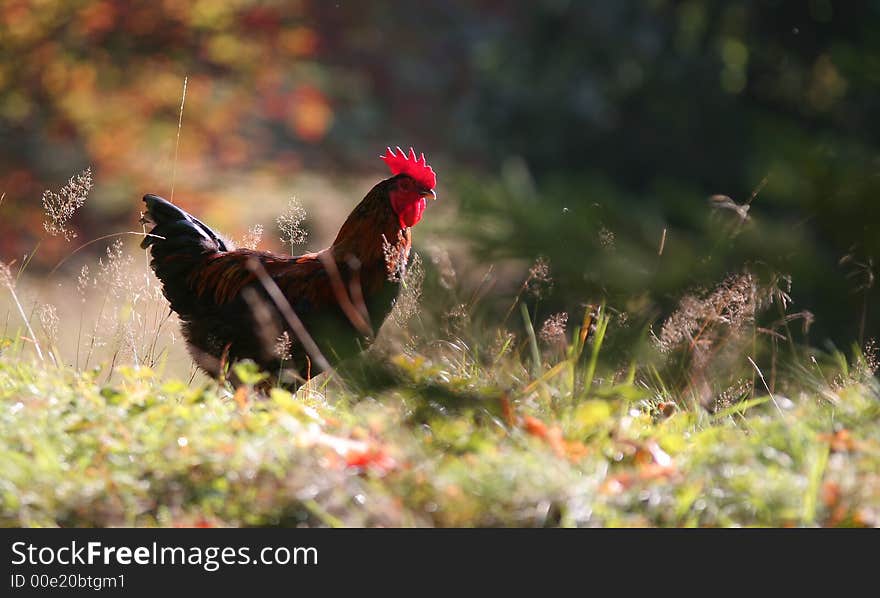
[380, 146, 436, 190]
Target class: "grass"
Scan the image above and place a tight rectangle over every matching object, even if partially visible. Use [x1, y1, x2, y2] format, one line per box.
[1, 270, 878, 527]
[1, 170, 879, 528]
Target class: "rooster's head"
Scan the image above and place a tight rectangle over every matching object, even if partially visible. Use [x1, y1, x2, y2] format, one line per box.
[381, 146, 437, 228]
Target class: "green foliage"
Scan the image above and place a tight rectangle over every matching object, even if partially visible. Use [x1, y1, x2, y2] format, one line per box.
[0, 324, 878, 527]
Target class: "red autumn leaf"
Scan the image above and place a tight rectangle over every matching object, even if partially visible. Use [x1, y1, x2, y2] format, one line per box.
[822, 481, 841, 508]
[522, 415, 566, 457]
[522, 415, 589, 460]
[232, 386, 249, 410]
[344, 445, 396, 474]
[173, 517, 216, 528]
[819, 429, 858, 452]
[563, 440, 590, 460]
[522, 415, 548, 437]
[500, 394, 515, 426]
[600, 473, 633, 495]
[637, 462, 677, 480]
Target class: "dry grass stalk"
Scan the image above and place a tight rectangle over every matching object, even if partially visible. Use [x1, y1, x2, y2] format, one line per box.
[0, 261, 44, 362]
[170, 75, 187, 202]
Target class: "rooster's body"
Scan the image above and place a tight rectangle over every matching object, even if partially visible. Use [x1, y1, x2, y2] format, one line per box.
[140, 148, 437, 388]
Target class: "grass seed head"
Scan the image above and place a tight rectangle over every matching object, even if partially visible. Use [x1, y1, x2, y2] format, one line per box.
[527, 256, 553, 298]
[76, 264, 92, 299]
[598, 226, 616, 250]
[0, 261, 13, 290]
[657, 272, 758, 355]
[862, 338, 878, 375]
[98, 240, 136, 299]
[274, 331, 293, 360]
[241, 224, 264, 250]
[391, 252, 424, 327]
[39, 304, 59, 344]
[382, 230, 410, 282]
[539, 312, 568, 345]
[42, 167, 93, 240]
[277, 197, 308, 250]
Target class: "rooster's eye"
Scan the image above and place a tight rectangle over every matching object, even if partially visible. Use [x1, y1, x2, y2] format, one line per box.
[398, 178, 414, 192]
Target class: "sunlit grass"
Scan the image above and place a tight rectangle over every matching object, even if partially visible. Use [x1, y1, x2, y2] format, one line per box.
[1, 282, 878, 527]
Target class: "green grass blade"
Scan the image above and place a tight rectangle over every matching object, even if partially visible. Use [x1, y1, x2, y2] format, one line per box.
[582, 301, 608, 395]
[521, 302, 541, 379]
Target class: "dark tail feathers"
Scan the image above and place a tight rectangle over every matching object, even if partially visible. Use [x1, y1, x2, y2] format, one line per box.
[140, 194, 230, 253]
[140, 194, 230, 315]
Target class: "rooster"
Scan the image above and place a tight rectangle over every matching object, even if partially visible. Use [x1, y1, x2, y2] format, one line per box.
[140, 147, 437, 388]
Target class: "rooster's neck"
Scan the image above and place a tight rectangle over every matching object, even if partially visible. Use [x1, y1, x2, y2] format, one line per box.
[329, 183, 404, 269]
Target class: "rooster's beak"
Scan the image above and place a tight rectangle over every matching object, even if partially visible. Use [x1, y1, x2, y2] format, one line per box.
[421, 189, 437, 201]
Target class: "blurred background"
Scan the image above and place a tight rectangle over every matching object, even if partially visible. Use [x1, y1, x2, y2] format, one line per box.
[0, 0, 877, 347]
